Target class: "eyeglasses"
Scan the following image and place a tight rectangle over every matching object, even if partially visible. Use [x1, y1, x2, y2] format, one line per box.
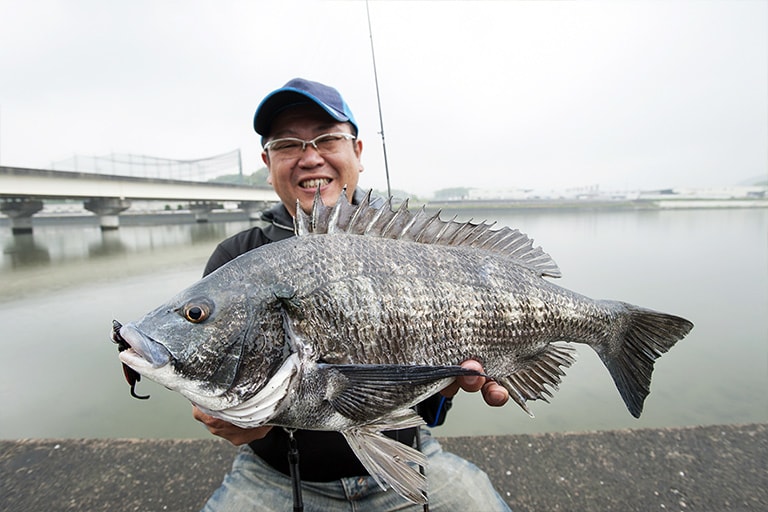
[263, 133, 356, 158]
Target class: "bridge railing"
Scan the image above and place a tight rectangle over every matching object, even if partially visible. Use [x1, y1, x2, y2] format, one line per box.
[48, 149, 243, 183]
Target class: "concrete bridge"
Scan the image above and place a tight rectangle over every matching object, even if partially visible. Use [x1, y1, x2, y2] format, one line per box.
[0, 165, 278, 233]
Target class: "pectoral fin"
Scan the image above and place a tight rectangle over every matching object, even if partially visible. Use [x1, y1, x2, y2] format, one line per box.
[321, 363, 482, 422]
[341, 409, 428, 504]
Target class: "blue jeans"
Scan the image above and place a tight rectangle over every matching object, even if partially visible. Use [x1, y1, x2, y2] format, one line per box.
[201, 429, 511, 511]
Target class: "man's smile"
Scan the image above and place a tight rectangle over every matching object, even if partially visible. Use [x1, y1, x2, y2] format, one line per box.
[299, 177, 331, 189]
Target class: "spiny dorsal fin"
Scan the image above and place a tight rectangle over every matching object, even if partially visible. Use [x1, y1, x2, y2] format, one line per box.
[294, 188, 562, 278]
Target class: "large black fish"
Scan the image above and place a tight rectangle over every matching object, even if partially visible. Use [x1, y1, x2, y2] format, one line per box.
[112, 191, 693, 504]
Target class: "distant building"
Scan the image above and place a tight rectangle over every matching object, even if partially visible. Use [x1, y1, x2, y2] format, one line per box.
[465, 188, 533, 200]
[640, 186, 767, 200]
[438, 184, 767, 203]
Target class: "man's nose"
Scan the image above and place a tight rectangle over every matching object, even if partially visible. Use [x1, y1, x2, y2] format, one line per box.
[297, 144, 323, 165]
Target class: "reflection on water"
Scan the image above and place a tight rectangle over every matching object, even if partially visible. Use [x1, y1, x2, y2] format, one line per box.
[0, 208, 766, 439]
[2, 233, 51, 267]
[0, 217, 251, 271]
[88, 230, 127, 258]
[0, 216, 257, 304]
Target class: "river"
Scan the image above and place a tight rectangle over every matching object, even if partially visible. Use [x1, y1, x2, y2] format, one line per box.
[0, 206, 765, 439]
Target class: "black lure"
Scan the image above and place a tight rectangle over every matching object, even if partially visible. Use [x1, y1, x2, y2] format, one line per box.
[111, 320, 150, 400]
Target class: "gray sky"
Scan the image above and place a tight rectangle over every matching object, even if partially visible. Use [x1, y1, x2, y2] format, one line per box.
[1, 0, 766, 197]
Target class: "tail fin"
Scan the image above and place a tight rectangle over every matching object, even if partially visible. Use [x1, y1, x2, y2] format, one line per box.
[596, 302, 693, 418]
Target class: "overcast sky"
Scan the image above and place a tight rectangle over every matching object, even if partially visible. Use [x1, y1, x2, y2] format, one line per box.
[1, 0, 766, 196]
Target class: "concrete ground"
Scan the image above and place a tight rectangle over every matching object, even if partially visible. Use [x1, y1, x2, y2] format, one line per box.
[1, 423, 765, 512]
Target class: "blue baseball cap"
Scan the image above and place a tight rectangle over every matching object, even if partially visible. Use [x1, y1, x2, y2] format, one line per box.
[253, 78, 358, 138]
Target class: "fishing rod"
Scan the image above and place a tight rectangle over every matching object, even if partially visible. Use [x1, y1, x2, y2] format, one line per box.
[364, 11, 432, 510]
[365, 0, 392, 199]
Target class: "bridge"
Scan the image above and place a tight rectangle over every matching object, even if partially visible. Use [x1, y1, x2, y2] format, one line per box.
[0, 165, 279, 233]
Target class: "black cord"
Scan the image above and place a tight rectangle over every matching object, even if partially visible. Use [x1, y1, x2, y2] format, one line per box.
[414, 428, 430, 512]
[285, 426, 429, 511]
[285, 428, 304, 512]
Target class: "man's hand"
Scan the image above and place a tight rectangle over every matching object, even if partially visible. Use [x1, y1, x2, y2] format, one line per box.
[192, 406, 273, 446]
[441, 359, 509, 407]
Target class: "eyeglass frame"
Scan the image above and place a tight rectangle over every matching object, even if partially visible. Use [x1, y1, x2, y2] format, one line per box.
[263, 132, 357, 156]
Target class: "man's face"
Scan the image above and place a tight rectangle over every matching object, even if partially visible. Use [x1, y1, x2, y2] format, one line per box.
[261, 103, 363, 216]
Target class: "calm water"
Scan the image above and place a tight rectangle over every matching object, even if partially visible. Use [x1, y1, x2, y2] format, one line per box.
[0, 207, 766, 439]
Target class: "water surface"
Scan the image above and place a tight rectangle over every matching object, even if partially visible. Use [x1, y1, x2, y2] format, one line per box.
[0, 208, 765, 439]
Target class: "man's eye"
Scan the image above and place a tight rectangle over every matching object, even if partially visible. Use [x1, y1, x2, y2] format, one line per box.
[315, 135, 342, 150]
[271, 141, 302, 151]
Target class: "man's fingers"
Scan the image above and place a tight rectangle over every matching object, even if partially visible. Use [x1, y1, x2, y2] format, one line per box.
[192, 406, 223, 427]
[457, 360, 485, 392]
[481, 381, 509, 407]
[441, 380, 461, 398]
[444, 360, 509, 408]
[192, 405, 273, 445]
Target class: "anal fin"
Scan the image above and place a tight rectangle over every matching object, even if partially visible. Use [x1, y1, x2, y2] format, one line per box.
[497, 343, 577, 417]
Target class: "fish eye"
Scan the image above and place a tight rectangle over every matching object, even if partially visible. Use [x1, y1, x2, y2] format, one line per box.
[183, 303, 210, 323]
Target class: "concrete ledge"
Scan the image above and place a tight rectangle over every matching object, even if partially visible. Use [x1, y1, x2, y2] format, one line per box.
[1, 424, 765, 511]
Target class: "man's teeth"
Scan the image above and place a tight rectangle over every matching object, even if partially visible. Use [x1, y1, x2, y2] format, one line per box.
[300, 178, 331, 189]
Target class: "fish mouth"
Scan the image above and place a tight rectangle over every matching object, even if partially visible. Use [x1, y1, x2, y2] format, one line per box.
[110, 319, 224, 406]
[112, 322, 172, 370]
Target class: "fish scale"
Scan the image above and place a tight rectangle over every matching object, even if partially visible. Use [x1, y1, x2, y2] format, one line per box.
[290, 238, 578, 372]
[112, 189, 693, 505]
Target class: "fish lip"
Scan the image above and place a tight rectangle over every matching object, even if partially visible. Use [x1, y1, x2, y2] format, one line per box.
[117, 323, 172, 369]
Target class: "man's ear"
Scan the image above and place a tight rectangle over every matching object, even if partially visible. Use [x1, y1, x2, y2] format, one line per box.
[355, 139, 364, 173]
[262, 152, 273, 185]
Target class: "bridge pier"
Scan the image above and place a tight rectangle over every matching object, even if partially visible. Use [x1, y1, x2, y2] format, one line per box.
[238, 200, 272, 220]
[188, 201, 217, 223]
[0, 198, 44, 234]
[83, 198, 131, 230]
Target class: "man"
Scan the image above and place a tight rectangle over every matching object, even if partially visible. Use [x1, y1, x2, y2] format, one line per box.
[196, 78, 512, 511]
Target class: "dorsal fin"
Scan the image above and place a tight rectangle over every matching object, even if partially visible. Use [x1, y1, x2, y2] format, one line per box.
[294, 188, 561, 278]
